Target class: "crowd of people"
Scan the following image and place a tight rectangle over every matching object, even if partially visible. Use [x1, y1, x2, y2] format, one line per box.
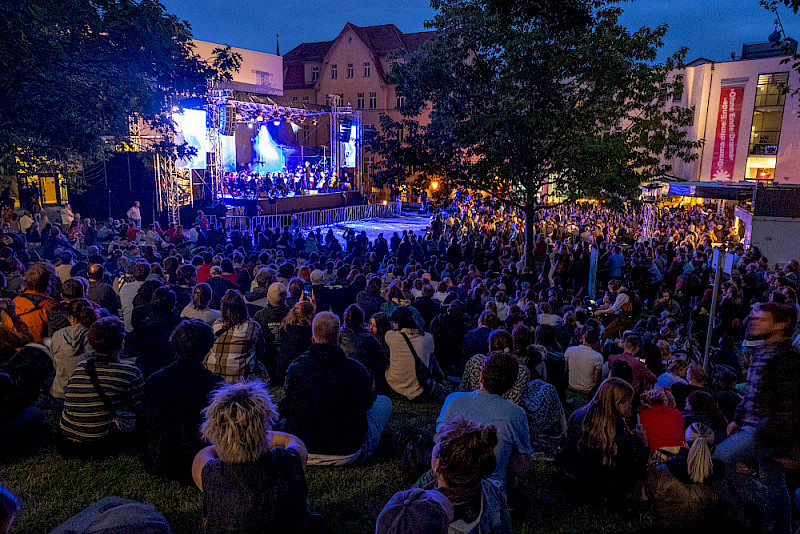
[0, 194, 798, 533]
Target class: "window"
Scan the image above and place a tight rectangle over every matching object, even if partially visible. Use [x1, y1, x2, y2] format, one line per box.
[302, 124, 310, 142]
[357, 92, 365, 109]
[302, 96, 309, 103]
[395, 95, 405, 110]
[658, 87, 668, 103]
[755, 72, 788, 107]
[749, 72, 789, 155]
[331, 64, 337, 79]
[292, 96, 298, 102]
[364, 62, 371, 77]
[347, 63, 354, 78]
[311, 67, 319, 82]
[369, 92, 377, 109]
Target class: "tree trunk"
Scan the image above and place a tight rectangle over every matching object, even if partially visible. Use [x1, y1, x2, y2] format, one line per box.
[524, 203, 535, 270]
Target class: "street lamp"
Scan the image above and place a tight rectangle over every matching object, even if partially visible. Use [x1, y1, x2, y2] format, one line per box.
[431, 181, 439, 190]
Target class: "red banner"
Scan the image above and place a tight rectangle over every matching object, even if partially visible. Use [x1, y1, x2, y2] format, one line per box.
[710, 86, 745, 181]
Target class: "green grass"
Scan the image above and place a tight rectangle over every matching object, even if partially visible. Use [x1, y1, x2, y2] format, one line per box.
[0, 389, 652, 533]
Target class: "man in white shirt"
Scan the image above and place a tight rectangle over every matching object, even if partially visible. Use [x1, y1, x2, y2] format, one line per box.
[564, 327, 603, 409]
[119, 262, 150, 331]
[61, 204, 74, 232]
[126, 201, 141, 228]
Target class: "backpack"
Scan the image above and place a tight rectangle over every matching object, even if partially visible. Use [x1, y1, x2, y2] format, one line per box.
[619, 290, 641, 318]
[15, 293, 55, 341]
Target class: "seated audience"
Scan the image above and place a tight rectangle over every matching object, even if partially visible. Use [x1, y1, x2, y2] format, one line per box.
[180, 282, 220, 326]
[50, 298, 99, 400]
[282, 312, 391, 465]
[460, 328, 531, 406]
[385, 306, 436, 401]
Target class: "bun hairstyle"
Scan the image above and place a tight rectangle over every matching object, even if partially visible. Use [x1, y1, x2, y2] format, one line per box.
[67, 298, 99, 328]
[433, 418, 498, 489]
[685, 422, 715, 483]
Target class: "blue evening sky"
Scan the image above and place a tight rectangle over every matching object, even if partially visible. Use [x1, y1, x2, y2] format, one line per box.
[160, 0, 800, 63]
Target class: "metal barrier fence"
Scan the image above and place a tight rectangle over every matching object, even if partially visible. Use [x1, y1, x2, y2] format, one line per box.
[201, 202, 397, 232]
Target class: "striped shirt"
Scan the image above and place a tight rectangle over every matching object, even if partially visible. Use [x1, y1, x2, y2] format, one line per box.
[59, 358, 144, 442]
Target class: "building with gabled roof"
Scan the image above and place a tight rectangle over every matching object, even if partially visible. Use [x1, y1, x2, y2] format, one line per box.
[283, 23, 436, 196]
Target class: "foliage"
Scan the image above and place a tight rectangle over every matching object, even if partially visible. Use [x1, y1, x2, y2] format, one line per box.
[0, 0, 240, 181]
[369, 0, 700, 210]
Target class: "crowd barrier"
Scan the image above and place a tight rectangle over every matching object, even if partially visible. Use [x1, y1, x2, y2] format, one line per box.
[202, 203, 397, 232]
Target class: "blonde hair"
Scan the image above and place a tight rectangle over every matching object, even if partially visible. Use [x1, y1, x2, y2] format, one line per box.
[685, 422, 715, 483]
[642, 386, 676, 409]
[580, 377, 635, 466]
[282, 301, 315, 328]
[200, 381, 279, 464]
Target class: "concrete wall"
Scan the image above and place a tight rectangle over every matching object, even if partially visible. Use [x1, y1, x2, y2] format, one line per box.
[193, 40, 283, 96]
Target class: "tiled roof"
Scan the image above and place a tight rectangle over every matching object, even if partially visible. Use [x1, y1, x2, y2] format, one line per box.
[283, 40, 333, 62]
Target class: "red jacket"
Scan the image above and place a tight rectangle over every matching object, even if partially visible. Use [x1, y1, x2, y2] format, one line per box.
[639, 404, 685, 451]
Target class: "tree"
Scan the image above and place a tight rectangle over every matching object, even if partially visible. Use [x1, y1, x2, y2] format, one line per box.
[0, 0, 239, 181]
[369, 0, 700, 264]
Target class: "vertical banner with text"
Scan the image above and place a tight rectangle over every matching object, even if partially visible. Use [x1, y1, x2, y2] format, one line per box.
[710, 86, 745, 181]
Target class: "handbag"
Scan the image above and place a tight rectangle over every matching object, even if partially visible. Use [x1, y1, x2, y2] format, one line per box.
[399, 332, 434, 395]
[85, 358, 136, 434]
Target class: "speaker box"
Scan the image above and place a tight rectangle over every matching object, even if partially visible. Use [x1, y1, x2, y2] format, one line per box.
[219, 104, 236, 136]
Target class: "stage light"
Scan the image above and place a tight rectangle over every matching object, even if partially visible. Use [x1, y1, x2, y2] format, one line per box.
[383, 200, 388, 205]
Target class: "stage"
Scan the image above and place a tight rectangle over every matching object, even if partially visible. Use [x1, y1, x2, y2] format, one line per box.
[220, 190, 365, 215]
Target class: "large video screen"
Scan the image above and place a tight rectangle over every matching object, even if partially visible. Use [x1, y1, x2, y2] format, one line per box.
[173, 109, 208, 170]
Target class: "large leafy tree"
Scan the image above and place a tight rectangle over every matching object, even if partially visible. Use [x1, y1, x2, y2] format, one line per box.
[370, 0, 700, 264]
[0, 0, 239, 179]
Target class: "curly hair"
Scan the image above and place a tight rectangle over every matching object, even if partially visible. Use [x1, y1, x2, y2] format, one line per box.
[201, 381, 279, 464]
[433, 418, 498, 489]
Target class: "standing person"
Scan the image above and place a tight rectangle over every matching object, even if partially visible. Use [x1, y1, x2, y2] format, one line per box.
[61, 203, 75, 233]
[715, 302, 800, 534]
[127, 201, 142, 228]
[192, 381, 310, 531]
[282, 312, 391, 466]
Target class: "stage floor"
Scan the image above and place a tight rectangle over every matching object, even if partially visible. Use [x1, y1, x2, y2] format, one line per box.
[219, 191, 363, 215]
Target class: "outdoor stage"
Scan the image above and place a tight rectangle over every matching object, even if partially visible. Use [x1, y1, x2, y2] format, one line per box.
[220, 190, 364, 215]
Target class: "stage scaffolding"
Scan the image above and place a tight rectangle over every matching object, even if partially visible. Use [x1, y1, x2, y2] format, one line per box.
[154, 154, 193, 226]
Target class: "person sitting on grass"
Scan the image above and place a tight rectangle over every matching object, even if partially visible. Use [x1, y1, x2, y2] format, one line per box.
[559, 377, 648, 511]
[58, 316, 144, 457]
[426, 418, 513, 533]
[143, 319, 222, 483]
[192, 381, 310, 532]
[436, 351, 533, 491]
[282, 311, 392, 466]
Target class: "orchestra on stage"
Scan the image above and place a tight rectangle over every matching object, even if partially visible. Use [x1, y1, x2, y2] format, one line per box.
[219, 162, 353, 199]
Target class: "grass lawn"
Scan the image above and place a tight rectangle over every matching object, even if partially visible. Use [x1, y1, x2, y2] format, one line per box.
[0, 387, 653, 533]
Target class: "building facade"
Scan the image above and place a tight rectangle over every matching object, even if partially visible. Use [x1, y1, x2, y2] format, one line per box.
[661, 39, 800, 184]
[282, 23, 435, 195]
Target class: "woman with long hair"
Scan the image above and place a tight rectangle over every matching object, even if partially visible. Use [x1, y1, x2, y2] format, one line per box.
[204, 290, 270, 384]
[274, 301, 315, 385]
[181, 283, 220, 326]
[192, 381, 309, 531]
[560, 377, 647, 509]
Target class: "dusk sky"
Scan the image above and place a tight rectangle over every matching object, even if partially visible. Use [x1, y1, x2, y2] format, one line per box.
[160, 0, 800, 63]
